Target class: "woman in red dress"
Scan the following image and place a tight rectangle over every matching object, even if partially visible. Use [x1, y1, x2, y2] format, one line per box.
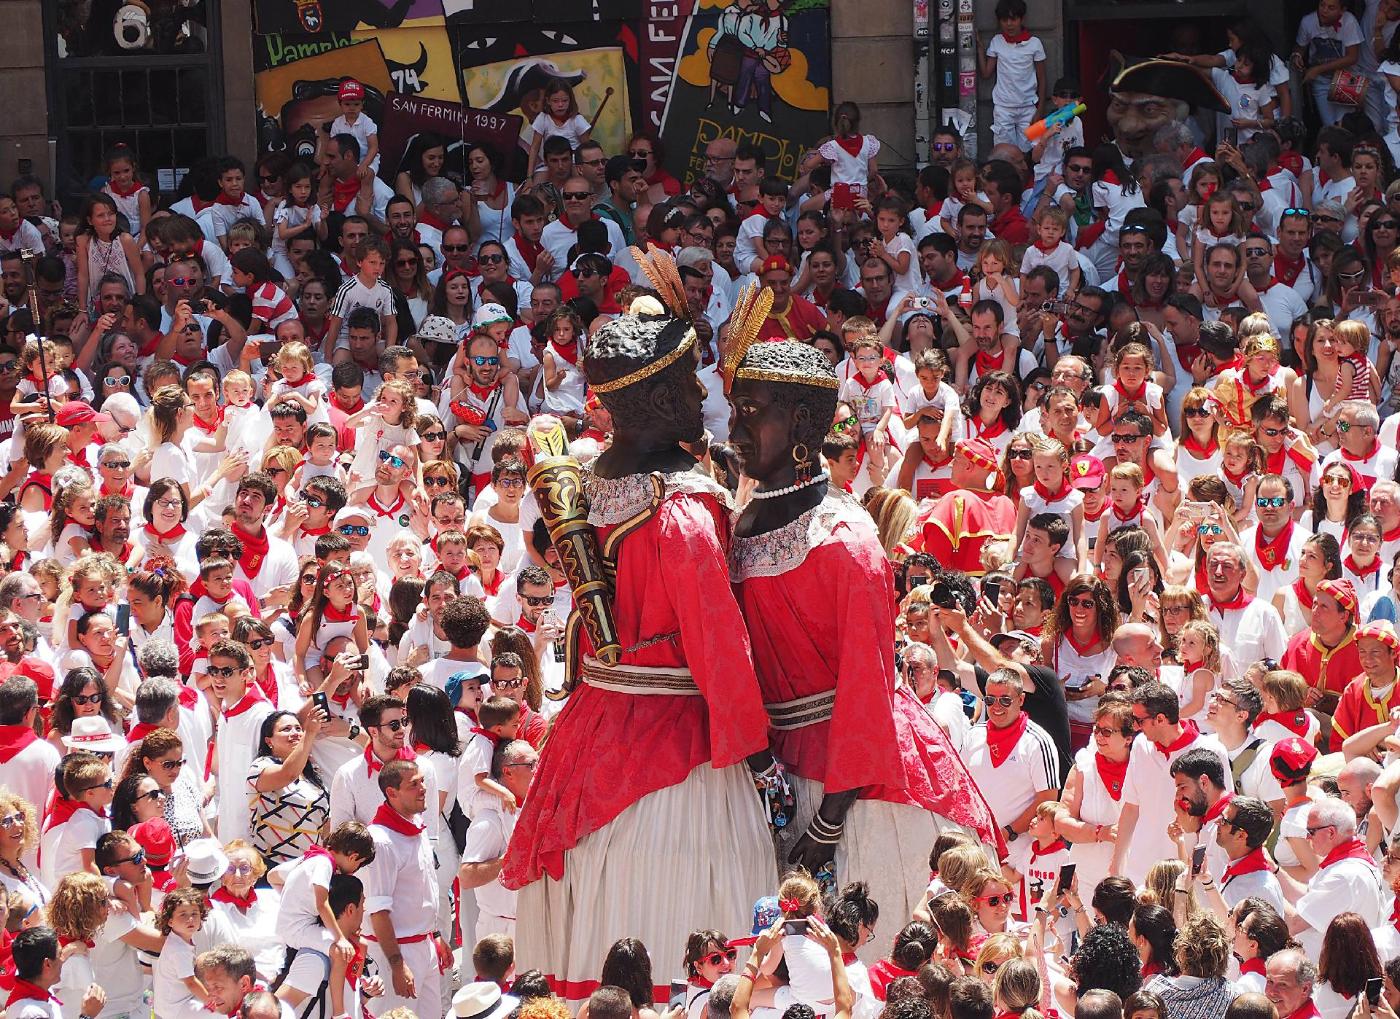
[726, 339, 1002, 956]
[502, 296, 776, 1003]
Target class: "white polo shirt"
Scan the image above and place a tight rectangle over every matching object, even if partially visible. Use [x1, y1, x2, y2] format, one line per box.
[1297, 852, 1388, 959]
[38, 806, 109, 889]
[1208, 598, 1287, 673]
[330, 750, 440, 843]
[461, 798, 518, 920]
[1120, 727, 1233, 884]
[961, 716, 1061, 828]
[1239, 523, 1308, 605]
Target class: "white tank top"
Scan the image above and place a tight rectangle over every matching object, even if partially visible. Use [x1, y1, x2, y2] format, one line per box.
[542, 343, 587, 415]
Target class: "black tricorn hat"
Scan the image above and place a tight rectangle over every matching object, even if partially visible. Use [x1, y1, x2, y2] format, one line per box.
[1107, 54, 1229, 114]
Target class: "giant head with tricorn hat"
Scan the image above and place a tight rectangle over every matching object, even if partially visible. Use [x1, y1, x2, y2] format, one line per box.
[1105, 53, 1230, 160]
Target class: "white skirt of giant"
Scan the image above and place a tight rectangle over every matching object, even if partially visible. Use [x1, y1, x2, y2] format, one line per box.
[781, 775, 985, 964]
[515, 761, 778, 1003]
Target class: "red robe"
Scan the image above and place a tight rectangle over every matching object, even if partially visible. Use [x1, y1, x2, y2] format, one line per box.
[757, 294, 827, 343]
[502, 470, 769, 887]
[1281, 626, 1361, 750]
[919, 488, 1017, 577]
[1331, 669, 1398, 748]
[732, 491, 1000, 842]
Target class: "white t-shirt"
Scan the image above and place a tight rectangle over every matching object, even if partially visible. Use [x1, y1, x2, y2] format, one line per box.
[153, 932, 199, 1018]
[461, 799, 519, 919]
[1296, 12, 1364, 71]
[986, 33, 1047, 108]
[530, 112, 592, 152]
[275, 852, 336, 951]
[331, 113, 379, 170]
[818, 134, 881, 192]
[328, 275, 395, 349]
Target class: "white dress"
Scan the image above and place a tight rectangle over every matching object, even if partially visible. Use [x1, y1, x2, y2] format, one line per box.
[1068, 745, 1124, 898]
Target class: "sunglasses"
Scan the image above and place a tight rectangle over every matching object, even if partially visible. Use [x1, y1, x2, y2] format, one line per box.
[421, 430, 447, 443]
[373, 718, 408, 732]
[70, 692, 103, 705]
[114, 847, 147, 865]
[103, 375, 131, 387]
[1260, 426, 1286, 437]
[479, 253, 506, 264]
[167, 277, 196, 287]
[247, 637, 274, 650]
[986, 694, 1018, 707]
[1092, 725, 1124, 738]
[0, 812, 23, 829]
[1377, 221, 1400, 229]
[339, 525, 370, 536]
[1007, 448, 1032, 460]
[160, 758, 186, 771]
[227, 860, 255, 876]
[932, 142, 958, 152]
[379, 451, 407, 468]
[0, 363, 17, 374]
[1312, 214, 1343, 224]
[300, 574, 318, 585]
[206, 665, 238, 678]
[575, 268, 601, 279]
[1197, 524, 1224, 536]
[80, 779, 114, 793]
[1243, 248, 1269, 258]
[1066, 163, 1092, 173]
[699, 948, 739, 968]
[521, 594, 554, 607]
[563, 191, 592, 201]
[424, 476, 452, 488]
[301, 495, 323, 508]
[629, 149, 653, 159]
[1184, 406, 1211, 418]
[1066, 596, 1096, 609]
[101, 460, 131, 470]
[395, 258, 419, 268]
[441, 244, 470, 253]
[977, 893, 1015, 906]
[471, 355, 501, 366]
[1306, 823, 1337, 836]
[1255, 496, 1288, 508]
[1111, 433, 1145, 443]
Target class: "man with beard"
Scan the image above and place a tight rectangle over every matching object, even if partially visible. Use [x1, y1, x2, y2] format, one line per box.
[1101, 222, 1157, 298]
[354, 442, 417, 566]
[929, 124, 963, 168]
[1170, 747, 1233, 884]
[1243, 234, 1309, 336]
[0, 611, 55, 701]
[90, 496, 133, 564]
[918, 234, 971, 304]
[0, 251, 24, 312]
[755, 256, 825, 342]
[1200, 243, 1264, 318]
[385, 195, 417, 245]
[442, 331, 528, 494]
[955, 205, 988, 272]
[1273, 209, 1318, 303]
[228, 472, 299, 605]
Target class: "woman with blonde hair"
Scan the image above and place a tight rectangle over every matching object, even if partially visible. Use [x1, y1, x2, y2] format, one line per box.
[1143, 911, 1234, 1019]
[961, 866, 1019, 937]
[1143, 859, 1197, 928]
[992, 958, 1045, 1019]
[972, 931, 1024, 983]
[0, 788, 45, 906]
[866, 487, 921, 553]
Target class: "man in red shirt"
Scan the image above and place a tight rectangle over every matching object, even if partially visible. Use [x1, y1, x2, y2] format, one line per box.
[1280, 578, 1361, 747]
[983, 160, 1030, 246]
[755, 256, 825, 342]
[920, 439, 1016, 577]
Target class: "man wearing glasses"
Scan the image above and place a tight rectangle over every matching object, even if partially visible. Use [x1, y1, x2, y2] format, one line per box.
[1204, 542, 1287, 671]
[962, 668, 1061, 857]
[1251, 395, 1318, 508]
[1273, 209, 1317, 300]
[330, 692, 439, 839]
[1321, 402, 1397, 490]
[702, 137, 737, 188]
[1203, 680, 1285, 811]
[460, 738, 539, 943]
[1242, 233, 1309, 335]
[540, 175, 631, 285]
[1197, 794, 1284, 913]
[209, 639, 276, 844]
[1240, 474, 1308, 603]
[1279, 795, 1386, 958]
[929, 125, 963, 168]
[1104, 409, 1177, 509]
[414, 177, 461, 258]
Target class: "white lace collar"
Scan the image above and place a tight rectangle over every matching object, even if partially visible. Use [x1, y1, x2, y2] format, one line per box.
[584, 466, 731, 526]
[729, 488, 870, 582]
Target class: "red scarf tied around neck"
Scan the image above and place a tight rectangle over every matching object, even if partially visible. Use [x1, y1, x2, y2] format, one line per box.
[372, 802, 426, 837]
[985, 713, 1028, 767]
[230, 523, 270, 579]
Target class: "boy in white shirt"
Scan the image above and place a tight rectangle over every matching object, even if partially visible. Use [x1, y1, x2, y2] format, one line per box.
[38, 751, 114, 889]
[1019, 208, 1081, 297]
[273, 821, 375, 1019]
[978, 0, 1047, 148]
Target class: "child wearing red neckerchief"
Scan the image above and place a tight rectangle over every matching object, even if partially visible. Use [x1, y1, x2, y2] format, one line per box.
[976, 0, 1047, 149]
[837, 337, 898, 482]
[1018, 208, 1081, 298]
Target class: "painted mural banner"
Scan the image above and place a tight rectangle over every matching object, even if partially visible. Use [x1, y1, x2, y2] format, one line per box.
[663, 0, 831, 184]
[376, 93, 524, 187]
[254, 39, 394, 160]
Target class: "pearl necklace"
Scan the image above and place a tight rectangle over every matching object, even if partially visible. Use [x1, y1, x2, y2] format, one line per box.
[750, 473, 830, 500]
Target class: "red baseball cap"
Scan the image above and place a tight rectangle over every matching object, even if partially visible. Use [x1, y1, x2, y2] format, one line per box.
[1071, 454, 1105, 490]
[128, 817, 176, 868]
[55, 402, 111, 427]
[338, 79, 365, 101]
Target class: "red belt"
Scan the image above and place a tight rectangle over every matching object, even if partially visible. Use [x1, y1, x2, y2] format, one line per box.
[367, 932, 434, 945]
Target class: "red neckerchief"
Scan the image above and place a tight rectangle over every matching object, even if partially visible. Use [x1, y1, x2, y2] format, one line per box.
[516, 614, 536, 634]
[1182, 147, 1207, 170]
[1111, 497, 1146, 523]
[1385, 523, 1400, 544]
[89, 536, 132, 561]
[1347, 553, 1382, 579]
[972, 416, 1009, 441]
[211, 887, 256, 913]
[1341, 441, 1382, 466]
[363, 745, 415, 778]
[5, 979, 58, 1006]
[107, 178, 143, 198]
[1257, 710, 1310, 738]
[975, 347, 1006, 375]
[303, 844, 335, 869]
[222, 684, 268, 720]
[0, 725, 37, 764]
[985, 713, 1028, 767]
[126, 722, 158, 744]
[177, 684, 198, 711]
[1202, 791, 1235, 825]
[1275, 251, 1306, 286]
[332, 177, 361, 213]
[471, 726, 502, 747]
[480, 571, 503, 598]
[254, 665, 278, 707]
[416, 210, 451, 234]
[322, 601, 358, 626]
[1181, 433, 1218, 458]
[230, 522, 270, 579]
[1154, 719, 1200, 756]
[834, 133, 865, 158]
[214, 191, 246, 207]
[42, 797, 87, 834]
[1223, 846, 1273, 883]
[1033, 479, 1073, 504]
[1002, 30, 1031, 42]
[1101, 170, 1121, 186]
[1285, 1003, 1322, 1019]
[144, 520, 186, 544]
[57, 935, 93, 950]
[7, 551, 24, 572]
[1029, 836, 1070, 859]
[371, 801, 425, 837]
[1209, 585, 1253, 613]
[512, 234, 543, 272]
[300, 524, 330, 540]
[302, 317, 330, 351]
[1320, 836, 1377, 870]
[1174, 342, 1201, 374]
[1095, 752, 1128, 800]
[330, 391, 364, 415]
[367, 491, 405, 520]
[1083, 501, 1107, 523]
[1292, 579, 1316, 611]
[98, 479, 134, 500]
[550, 339, 579, 366]
[1064, 629, 1103, 658]
[1222, 461, 1251, 487]
[1264, 447, 1299, 480]
[190, 406, 222, 435]
[1255, 521, 1294, 571]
